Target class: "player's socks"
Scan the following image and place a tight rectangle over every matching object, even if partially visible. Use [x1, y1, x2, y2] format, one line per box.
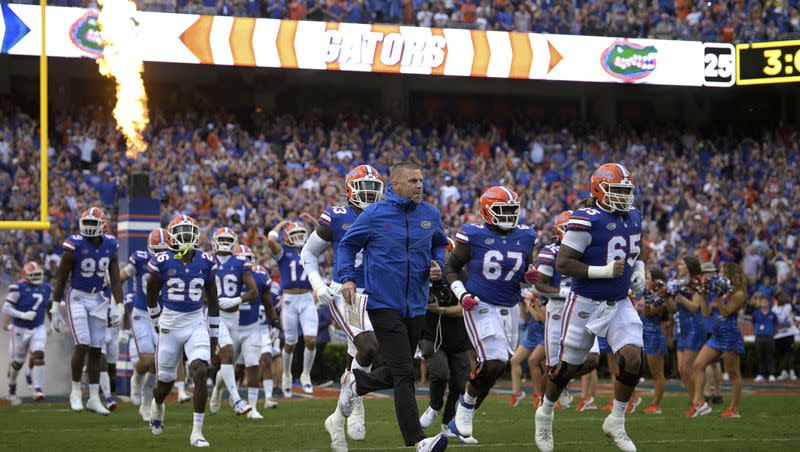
[281, 351, 293, 383]
[220, 364, 241, 403]
[71, 381, 81, 394]
[192, 412, 205, 435]
[463, 392, 478, 405]
[350, 360, 372, 374]
[8, 383, 16, 396]
[100, 372, 111, 400]
[142, 373, 156, 408]
[263, 379, 273, 401]
[8, 365, 20, 383]
[611, 399, 628, 417]
[89, 383, 101, 400]
[248, 387, 259, 408]
[176, 380, 186, 393]
[302, 349, 316, 377]
[32, 365, 44, 393]
[541, 396, 556, 415]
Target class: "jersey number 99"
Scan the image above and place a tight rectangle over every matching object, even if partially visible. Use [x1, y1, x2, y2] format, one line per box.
[80, 257, 110, 279]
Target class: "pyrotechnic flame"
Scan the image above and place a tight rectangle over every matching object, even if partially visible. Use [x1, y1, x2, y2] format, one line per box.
[96, 0, 149, 158]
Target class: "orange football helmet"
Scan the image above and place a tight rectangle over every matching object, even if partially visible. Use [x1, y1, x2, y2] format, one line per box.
[212, 227, 238, 254]
[147, 228, 171, 254]
[168, 215, 200, 251]
[553, 210, 572, 242]
[234, 244, 255, 262]
[479, 186, 520, 230]
[445, 237, 456, 253]
[284, 222, 308, 248]
[346, 165, 384, 209]
[591, 163, 634, 212]
[79, 207, 107, 237]
[22, 262, 44, 285]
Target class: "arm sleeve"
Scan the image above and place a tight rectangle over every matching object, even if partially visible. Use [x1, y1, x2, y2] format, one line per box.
[5, 285, 20, 304]
[3, 302, 27, 319]
[300, 231, 330, 275]
[335, 208, 373, 284]
[561, 230, 592, 253]
[124, 263, 137, 277]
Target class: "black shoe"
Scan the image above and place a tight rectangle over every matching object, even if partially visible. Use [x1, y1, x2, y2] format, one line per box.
[712, 395, 723, 405]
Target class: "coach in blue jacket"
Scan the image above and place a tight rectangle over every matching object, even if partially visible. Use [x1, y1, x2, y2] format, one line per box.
[337, 160, 449, 449]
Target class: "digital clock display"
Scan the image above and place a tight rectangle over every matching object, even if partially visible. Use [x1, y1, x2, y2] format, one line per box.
[736, 40, 800, 85]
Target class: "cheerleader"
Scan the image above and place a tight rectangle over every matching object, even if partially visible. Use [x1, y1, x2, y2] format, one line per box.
[666, 256, 705, 404]
[637, 267, 669, 414]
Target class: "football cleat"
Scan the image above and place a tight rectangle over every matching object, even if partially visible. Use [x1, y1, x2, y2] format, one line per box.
[420, 406, 439, 429]
[300, 373, 313, 395]
[105, 397, 117, 412]
[86, 396, 110, 416]
[234, 399, 252, 416]
[440, 424, 457, 438]
[149, 400, 164, 435]
[33, 389, 45, 401]
[209, 385, 221, 414]
[139, 401, 151, 422]
[643, 404, 661, 415]
[189, 432, 209, 447]
[264, 399, 279, 409]
[325, 412, 349, 452]
[416, 432, 448, 452]
[281, 373, 293, 399]
[448, 396, 475, 438]
[246, 409, 264, 420]
[534, 406, 554, 452]
[69, 389, 84, 412]
[576, 396, 597, 412]
[558, 390, 574, 409]
[347, 397, 366, 440]
[602, 413, 636, 452]
[458, 434, 479, 445]
[508, 391, 526, 408]
[178, 392, 192, 404]
[338, 371, 358, 418]
[8, 395, 22, 406]
[720, 406, 741, 418]
[685, 401, 711, 418]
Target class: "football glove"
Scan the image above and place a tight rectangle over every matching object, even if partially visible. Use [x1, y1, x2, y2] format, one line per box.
[219, 297, 243, 310]
[524, 264, 541, 284]
[315, 285, 335, 305]
[460, 294, 479, 312]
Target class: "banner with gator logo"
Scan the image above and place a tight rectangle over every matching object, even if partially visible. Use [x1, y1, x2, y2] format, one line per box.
[1, 3, 706, 86]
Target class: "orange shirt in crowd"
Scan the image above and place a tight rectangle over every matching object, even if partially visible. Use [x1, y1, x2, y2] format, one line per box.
[461, 3, 477, 23]
[289, 0, 306, 20]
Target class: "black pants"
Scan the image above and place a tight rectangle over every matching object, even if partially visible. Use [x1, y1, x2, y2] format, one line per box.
[353, 309, 426, 446]
[776, 336, 795, 372]
[421, 340, 470, 425]
[755, 336, 776, 377]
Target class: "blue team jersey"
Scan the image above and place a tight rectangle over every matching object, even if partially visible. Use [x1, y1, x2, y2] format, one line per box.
[564, 206, 642, 301]
[147, 250, 216, 313]
[62, 234, 119, 293]
[127, 250, 153, 311]
[240, 265, 271, 326]
[536, 243, 571, 302]
[320, 205, 365, 287]
[455, 223, 537, 307]
[8, 281, 51, 329]
[277, 242, 312, 290]
[215, 254, 252, 300]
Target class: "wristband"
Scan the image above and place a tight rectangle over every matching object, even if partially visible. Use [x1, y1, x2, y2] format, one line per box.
[147, 305, 162, 319]
[450, 280, 467, 301]
[208, 316, 220, 338]
[268, 231, 280, 240]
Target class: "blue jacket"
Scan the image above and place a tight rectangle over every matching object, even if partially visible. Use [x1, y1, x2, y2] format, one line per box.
[336, 183, 448, 318]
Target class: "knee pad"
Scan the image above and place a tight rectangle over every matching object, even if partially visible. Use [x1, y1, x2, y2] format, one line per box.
[615, 351, 644, 387]
[548, 361, 574, 388]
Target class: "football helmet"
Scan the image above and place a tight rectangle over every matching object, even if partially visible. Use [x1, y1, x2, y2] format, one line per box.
[147, 228, 171, 254]
[168, 215, 200, 251]
[553, 210, 572, 242]
[346, 165, 385, 210]
[212, 227, 239, 254]
[591, 163, 634, 212]
[234, 244, 255, 263]
[445, 237, 456, 254]
[284, 222, 308, 248]
[479, 186, 520, 230]
[79, 207, 107, 237]
[22, 262, 44, 285]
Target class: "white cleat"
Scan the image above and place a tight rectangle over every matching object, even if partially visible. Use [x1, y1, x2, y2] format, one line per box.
[149, 399, 164, 435]
[440, 424, 457, 438]
[130, 376, 142, 406]
[246, 409, 264, 420]
[281, 373, 292, 398]
[178, 392, 192, 404]
[420, 406, 439, 429]
[347, 397, 366, 440]
[417, 432, 449, 452]
[234, 398, 252, 416]
[602, 413, 636, 452]
[86, 396, 110, 416]
[8, 395, 22, 406]
[534, 406, 554, 452]
[189, 432, 210, 447]
[263, 399, 278, 409]
[448, 396, 475, 438]
[139, 401, 151, 422]
[325, 412, 349, 452]
[300, 372, 313, 394]
[558, 390, 574, 409]
[458, 434, 479, 445]
[337, 371, 358, 418]
[69, 390, 84, 412]
[209, 385, 221, 414]
[33, 389, 45, 401]
[106, 397, 117, 412]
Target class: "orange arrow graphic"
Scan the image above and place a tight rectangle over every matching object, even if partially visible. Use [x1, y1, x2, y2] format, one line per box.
[547, 40, 563, 74]
[509, 32, 532, 79]
[180, 16, 214, 65]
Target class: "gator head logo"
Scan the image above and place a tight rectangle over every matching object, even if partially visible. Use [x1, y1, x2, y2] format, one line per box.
[601, 40, 657, 82]
[70, 10, 104, 58]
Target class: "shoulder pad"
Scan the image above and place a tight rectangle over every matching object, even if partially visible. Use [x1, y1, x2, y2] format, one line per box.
[8, 284, 19, 292]
[566, 208, 600, 231]
[455, 223, 480, 244]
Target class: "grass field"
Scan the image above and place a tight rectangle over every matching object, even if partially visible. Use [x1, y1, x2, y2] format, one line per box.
[2, 387, 800, 452]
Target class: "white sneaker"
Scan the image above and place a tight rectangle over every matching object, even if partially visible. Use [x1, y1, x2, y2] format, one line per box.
[130, 376, 142, 406]
[189, 432, 209, 447]
[791, 370, 798, 381]
[281, 373, 292, 398]
[558, 390, 574, 409]
[233, 399, 252, 416]
[139, 401, 151, 422]
[33, 389, 45, 401]
[754, 375, 765, 382]
[440, 424, 457, 438]
[534, 406, 554, 452]
[602, 413, 636, 452]
[246, 409, 263, 420]
[448, 396, 475, 438]
[178, 391, 192, 404]
[325, 412, 349, 452]
[458, 434, 479, 445]
[417, 432, 448, 452]
[8, 395, 22, 406]
[69, 390, 84, 412]
[337, 371, 358, 418]
[778, 370, 789, 381]
[209, 385, 221, 414]
[769, 375, 777, 382]
[150, 399, 164, 435]
[86, 396, 110, 416]
[300, 372, 313, 394]
[420, 406, 439, 429]
[263, 399, 278, 409]
[347, 397, 366, 440]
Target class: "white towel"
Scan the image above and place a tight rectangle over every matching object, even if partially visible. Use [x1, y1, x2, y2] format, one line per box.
[585, 301, 618, 338]
[343, 293, 368, 330]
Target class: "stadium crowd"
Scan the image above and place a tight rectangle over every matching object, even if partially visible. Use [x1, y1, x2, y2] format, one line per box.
[1, 102, 798, 315]
[35, 0, 800, 43]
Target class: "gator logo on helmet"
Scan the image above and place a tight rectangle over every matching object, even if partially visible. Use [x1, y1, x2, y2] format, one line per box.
[601, 40, 657, 82]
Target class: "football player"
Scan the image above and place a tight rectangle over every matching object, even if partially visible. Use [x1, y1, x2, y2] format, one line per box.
[208, 227, 256, 417]
[300, 164, 385, 448]
[535, 163, 644, 452]
[4, 262, 52, 405]
[445, 186, 540, 439]
[267, 219, 317, 397]
[119, 227, 170, 421]
[146, 215, 219, 447]
[233, 244, 277, 419]
[51, 207, 124, 415]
